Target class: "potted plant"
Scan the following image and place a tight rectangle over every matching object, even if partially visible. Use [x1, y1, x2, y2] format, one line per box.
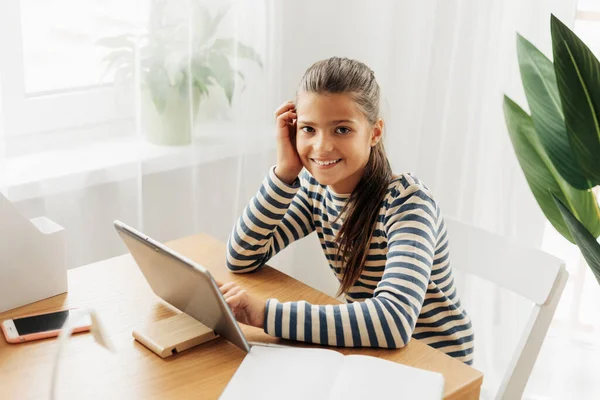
[504, 15, 600, 284]
[97, 0, 262, 145]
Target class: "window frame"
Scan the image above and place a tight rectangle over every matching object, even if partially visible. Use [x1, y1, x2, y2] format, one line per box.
[0, 1, 133, 138]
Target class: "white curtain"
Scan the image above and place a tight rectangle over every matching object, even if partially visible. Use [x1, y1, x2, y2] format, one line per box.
[1, 1, 596, 399]
[0, 0, 281, 269]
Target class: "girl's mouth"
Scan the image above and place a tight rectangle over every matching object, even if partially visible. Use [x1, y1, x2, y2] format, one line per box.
[311, 158, 342, 168]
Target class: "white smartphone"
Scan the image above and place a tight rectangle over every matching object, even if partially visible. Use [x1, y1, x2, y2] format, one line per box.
[1, 308, 91, 344]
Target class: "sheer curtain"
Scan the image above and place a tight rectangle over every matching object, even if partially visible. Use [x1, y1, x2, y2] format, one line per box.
[0, 0, 281, 270]
[1, 1, 596, 399]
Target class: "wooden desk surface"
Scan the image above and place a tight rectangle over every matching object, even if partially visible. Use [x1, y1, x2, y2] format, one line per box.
[0, 234, 483, 399]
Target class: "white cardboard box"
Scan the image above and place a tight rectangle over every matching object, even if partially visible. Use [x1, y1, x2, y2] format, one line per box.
[0, 193, 67, 313]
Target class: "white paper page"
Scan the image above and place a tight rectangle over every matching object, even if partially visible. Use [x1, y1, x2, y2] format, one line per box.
[328, 355, 444, 400]
[220, 345, 345, 400]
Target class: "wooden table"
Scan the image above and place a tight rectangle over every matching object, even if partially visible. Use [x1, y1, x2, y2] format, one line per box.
[0, 234, 483, 399]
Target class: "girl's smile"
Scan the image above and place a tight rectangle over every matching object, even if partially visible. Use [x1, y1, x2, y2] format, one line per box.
[310, 158, 342, 168]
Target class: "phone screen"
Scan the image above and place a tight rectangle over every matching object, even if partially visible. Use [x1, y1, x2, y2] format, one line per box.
[13, 310, 72, 335]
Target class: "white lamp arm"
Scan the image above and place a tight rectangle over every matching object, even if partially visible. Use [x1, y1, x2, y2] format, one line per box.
[50, 308, 114, 400]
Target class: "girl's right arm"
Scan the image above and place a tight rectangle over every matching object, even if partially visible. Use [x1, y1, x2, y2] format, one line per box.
[226, 101, 313, 273]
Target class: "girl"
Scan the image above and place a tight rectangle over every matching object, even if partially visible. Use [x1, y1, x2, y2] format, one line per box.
[220, 57, 474, 365]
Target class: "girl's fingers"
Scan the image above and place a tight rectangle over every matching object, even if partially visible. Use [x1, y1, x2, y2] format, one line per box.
[277, 110, 297, 128]
[274, 100, 294, 114]
[219, 282, 237, 294]
[274, 101, 295, 117]
[223, 286, 241, 300]
[225, 293, 241, 308]
[225, 290, 247, 308]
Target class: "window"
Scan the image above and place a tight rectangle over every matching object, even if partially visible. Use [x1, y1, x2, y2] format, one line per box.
[0, 0, 272, 144]
[21, 0, 149, 94]
[0, 1, 140, 138]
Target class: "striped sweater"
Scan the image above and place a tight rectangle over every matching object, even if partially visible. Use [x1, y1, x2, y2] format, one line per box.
[226, 166, 474, 364]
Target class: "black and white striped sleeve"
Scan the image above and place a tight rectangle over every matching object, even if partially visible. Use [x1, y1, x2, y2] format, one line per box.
[226, 166, 315, 273]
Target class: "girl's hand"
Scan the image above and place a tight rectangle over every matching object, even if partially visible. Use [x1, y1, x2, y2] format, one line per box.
[274, 101, 303, 184]
[219, 282, 266, 329]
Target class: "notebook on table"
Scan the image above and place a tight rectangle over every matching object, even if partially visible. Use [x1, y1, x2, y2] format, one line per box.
[220, 345, 445, 400]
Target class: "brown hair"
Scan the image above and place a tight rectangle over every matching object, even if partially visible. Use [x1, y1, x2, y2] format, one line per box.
[298, 57, 393, 296]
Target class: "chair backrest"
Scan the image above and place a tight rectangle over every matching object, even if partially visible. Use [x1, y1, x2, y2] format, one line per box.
[445, 218, 568, 400]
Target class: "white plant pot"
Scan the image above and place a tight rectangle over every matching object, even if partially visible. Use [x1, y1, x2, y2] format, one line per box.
[141, 87, 199, 146]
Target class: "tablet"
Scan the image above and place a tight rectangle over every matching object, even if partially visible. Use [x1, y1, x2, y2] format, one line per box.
[113, 220, 251, 353]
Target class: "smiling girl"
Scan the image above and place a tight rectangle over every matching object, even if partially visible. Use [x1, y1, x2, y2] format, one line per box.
[221, 57, 474, 364]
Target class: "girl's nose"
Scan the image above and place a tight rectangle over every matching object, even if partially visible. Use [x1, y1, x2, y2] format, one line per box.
[313, 132, 334, 152]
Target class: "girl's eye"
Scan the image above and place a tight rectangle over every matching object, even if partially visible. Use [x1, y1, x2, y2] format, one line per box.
[335, 127, 351, 135]
[301, 126, 315, 133]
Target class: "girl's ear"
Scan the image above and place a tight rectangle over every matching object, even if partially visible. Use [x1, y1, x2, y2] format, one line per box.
[371, 118, 384, 147]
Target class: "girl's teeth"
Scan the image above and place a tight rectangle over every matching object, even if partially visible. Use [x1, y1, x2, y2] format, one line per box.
[315, 159, 340, 166]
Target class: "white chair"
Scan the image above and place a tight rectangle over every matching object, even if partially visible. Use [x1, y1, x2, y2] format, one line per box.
[445, 218, 568, 400]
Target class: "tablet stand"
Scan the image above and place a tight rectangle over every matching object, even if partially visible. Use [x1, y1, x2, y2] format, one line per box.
[133, 312, 218, 358]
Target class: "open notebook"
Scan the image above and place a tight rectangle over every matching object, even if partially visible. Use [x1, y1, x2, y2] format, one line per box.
[220, 345, 445, 400]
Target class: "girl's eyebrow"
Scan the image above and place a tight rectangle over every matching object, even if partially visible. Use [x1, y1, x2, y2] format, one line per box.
[297, 119, 356, 125]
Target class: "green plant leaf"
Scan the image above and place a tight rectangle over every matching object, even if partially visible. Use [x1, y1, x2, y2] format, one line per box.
[100, 49, 134, 79]
[212, 38, 263, 68]
[164, 52, 186, 86]
[146, 66, 170, 113]
[206, 5, 231, 42]
[209, 51, 235, 104]
[190, 3, 229, 46]
[517, 34, 590, 190]
[95, 34, 136, 50]
[177, 72, 189, 99]
[503, 95, 600, 243]
[191, 4, 210, 44]
[189, 60, 213, 99]
[140, 42, 164, 67]
[190, 61, 214, 83]
[194, 79, 210, 97]
[551, 14, 600, 185]
[554, 194, 600, 285]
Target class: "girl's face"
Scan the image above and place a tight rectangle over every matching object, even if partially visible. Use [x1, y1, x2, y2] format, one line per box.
[295, 91, 383, 194]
